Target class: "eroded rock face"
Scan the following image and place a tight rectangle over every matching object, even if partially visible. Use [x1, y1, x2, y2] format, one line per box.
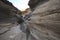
[0, 0, 22, 40]
[0, 0, 21, 24]
[28, 0, 60, 40]
[0, 0, 17, 23]
[0, 0, 60, 40]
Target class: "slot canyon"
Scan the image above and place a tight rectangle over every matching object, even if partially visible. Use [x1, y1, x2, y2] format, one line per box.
[0, 0, 60, 40]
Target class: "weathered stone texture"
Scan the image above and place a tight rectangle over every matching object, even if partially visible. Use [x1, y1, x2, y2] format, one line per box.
[28, 0, 60, 40]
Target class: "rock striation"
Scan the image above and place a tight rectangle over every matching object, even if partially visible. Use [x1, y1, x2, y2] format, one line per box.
[0, 0, 20, 24]
[0, 0, 22, 39]
[27, 0, 60, 40]
[0, 0, 60, 40]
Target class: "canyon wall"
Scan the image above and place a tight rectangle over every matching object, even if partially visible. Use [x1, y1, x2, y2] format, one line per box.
[0, 0, 23, 40]
[28, 0, 60, 40]
[0, 0, 60, 40]
[0, 0, 21, 24]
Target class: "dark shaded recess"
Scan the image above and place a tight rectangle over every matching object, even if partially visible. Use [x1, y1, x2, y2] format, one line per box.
[28, 0, 49, 10]
[28, 0, 43, 9]
[17, 16, 24, 24]
[0, 7, 11, 23]
[0, 7, 10, 17]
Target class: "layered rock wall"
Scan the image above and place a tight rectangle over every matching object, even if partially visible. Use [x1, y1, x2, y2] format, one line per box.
[0, 1, 22, 39]
[28, 0, 60, 40]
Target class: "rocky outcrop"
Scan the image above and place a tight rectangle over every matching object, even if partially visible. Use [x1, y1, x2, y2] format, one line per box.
[28, 0, 60, 40]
